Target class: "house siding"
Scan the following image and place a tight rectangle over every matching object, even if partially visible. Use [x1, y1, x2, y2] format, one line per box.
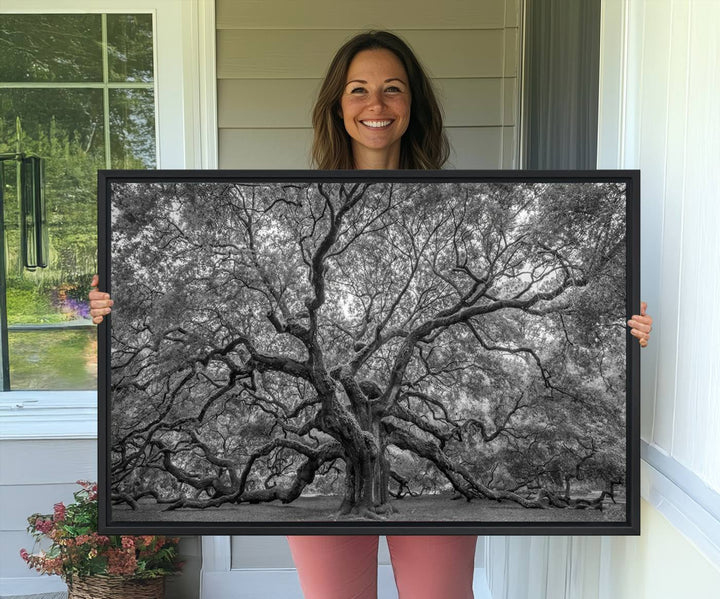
[216, 0, 522, 169]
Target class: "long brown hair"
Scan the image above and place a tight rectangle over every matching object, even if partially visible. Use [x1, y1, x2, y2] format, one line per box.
[311, 31, 449, 170]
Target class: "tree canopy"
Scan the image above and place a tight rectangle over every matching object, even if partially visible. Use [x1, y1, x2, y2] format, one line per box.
[109, 180, 627, 518]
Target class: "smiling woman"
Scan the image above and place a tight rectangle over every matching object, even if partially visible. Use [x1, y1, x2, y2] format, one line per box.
[339, 49, 412, 169]
[311, 30, 449, 170]
[89, 26, 653, 599]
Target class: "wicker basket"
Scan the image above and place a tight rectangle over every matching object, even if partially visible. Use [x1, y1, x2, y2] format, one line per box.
[67, 575, 165, 599]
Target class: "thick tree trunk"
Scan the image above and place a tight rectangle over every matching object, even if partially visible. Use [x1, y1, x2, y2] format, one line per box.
[338, 429, 392, 515]
[338, 462, 357, 514]
[372, 431, 390, 507]
[339, 454, 380, 514]
[336, 436, 389, 516]
[319, 387, 394, 516]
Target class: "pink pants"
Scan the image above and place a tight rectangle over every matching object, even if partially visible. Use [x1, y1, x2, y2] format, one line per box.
[287, 535, 477, 599]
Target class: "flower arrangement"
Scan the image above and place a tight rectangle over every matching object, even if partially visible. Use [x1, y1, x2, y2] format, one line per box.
[20, 481, 182, 584]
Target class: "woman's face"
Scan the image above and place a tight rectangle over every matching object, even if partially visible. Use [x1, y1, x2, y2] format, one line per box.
[340, 48, 411, 168]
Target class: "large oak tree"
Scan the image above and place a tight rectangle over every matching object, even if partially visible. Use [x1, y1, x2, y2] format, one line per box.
[110, 180, 626, 516]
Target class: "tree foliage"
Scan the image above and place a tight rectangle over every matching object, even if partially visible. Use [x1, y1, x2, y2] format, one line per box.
[110, 181, 627, 517]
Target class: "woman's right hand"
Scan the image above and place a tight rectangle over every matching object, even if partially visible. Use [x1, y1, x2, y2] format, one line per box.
[88, 274, 113, 324]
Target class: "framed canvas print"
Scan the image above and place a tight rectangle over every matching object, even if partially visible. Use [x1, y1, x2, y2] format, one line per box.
[98, 170, 640, 535]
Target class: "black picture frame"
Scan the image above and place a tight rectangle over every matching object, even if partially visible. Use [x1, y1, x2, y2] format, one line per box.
[98, 169, 640, 536]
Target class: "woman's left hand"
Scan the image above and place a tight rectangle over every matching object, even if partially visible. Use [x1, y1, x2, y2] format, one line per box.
[627, 301, 653, 348]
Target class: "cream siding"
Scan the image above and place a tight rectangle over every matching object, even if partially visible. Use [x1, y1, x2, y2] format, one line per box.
[0, 440, 96, 586]
[216, 0, 522, 169]
[216, 1, 516, 30]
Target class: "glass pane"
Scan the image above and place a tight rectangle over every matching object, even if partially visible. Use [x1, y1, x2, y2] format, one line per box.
[110, 89, 156, 168]
[0, 14, 102, 82]
[0, 13, 157, 390]
[8, 329, 97, 390]
[1, 88, 104, 276]
[107, 14, 154, 82]
[0, 89, 106, 160]
[1, 89, 103, 390]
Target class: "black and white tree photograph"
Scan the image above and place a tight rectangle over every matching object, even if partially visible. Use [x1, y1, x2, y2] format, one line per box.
[100, 172, 638, 534]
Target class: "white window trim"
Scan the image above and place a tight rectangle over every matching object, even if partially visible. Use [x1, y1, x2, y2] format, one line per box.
[0, 0, 218, 440]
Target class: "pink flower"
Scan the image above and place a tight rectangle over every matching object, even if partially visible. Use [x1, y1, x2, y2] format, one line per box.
[107, 548, 137, 576]
[34, 518, 54, 534]
[121, 537, 135, 549]
[20, 482, 181, 580]
[75, 480, 98, 500]
[53, 502, 66, 522]
[42, 556, 64, 576]
[138, 535, 155, 547]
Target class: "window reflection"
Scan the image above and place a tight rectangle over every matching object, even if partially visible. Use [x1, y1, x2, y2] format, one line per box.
[0, 14, 103, 82]
[0, 13, 155, 390]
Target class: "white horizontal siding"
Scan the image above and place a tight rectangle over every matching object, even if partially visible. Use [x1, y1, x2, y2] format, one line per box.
[0, 439, 97, 582]
[217, 29, 515, 80]
[0, 483, 83, 531]
[216, 0, 522, 173]
[0, 440, 96, 485]
[216, 0, 517, 30]
[219, 128, 313, 169]
[219, 126, 513, 170]
[218, 78, 517, 128]
[446, 127, 510, 169]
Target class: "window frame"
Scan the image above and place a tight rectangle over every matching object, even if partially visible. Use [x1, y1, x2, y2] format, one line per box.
[0, 0, 217, 440]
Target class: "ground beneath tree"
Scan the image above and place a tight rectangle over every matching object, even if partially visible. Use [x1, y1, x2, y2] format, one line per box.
[113, 493, 625, 523]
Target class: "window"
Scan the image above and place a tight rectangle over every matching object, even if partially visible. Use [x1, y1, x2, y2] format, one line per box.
[0, 13, 156, 391]
[0, 1, 215, 440]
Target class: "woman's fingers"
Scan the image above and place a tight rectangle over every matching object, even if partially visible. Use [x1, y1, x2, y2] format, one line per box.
[629, 327, 650, 341]
[627, 302, 653, 348]
[627, 316, 652, 334]
[88, 274, 113, 324]
[89, 292, 113, 308]
[629, 321, 651, 348]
